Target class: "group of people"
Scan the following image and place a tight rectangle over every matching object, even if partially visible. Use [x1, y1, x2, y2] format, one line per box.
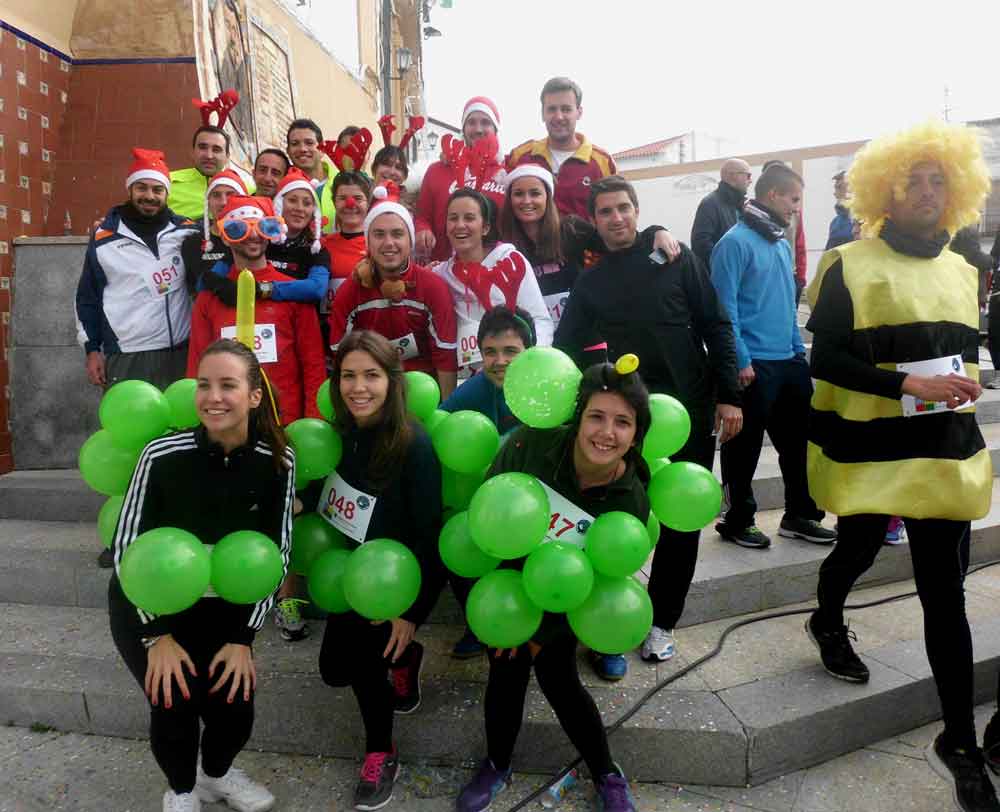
[73, 71, 1000, 812]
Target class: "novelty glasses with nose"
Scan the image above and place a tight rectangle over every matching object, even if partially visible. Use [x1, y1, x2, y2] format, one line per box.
[217, 215, 286, 243]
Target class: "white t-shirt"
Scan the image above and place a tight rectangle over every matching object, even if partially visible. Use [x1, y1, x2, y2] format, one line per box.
[549, 149, 575, 173]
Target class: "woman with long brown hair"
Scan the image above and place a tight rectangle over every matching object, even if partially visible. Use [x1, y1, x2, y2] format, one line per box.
[109, 339, 294, 812]
[316, 329, 445, 811]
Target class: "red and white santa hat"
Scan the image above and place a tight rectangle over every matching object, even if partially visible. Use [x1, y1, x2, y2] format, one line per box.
[505, 164, 555, 197]
[462, 96, 500, 132]
[273, 167, 322, 254]
[203, 169, 249, 250]
[363, 182, 415, 245]
[125, 148, 171, 191]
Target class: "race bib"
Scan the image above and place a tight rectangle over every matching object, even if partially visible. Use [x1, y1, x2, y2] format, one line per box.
[539, 482, 595, 548]
[544, 291, 570, 327]
[457, 320, 482, 369]
[897, 354, 971, 416]
[143, 260, 184, 299]
[318, 471, 377, 544]
[390, 332, 420, 361]
[220, 323, 278, 364]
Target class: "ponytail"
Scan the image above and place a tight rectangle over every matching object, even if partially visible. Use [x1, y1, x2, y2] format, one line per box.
[199, 339, 289, 473]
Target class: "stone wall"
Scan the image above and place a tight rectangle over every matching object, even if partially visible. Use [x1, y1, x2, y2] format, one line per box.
[10, 236, 99, 469]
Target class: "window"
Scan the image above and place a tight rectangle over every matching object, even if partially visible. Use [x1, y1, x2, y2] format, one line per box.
[19, 176, 29, 189]
[39, 50, 48, 63]
[18, 141, 27, 156]
[41, 115, 49, 130]
[20, 209, 31, 224]
[16, 107, 27, 121]
[40, 81, 48, 96]
[16, 71, 26, 86]
[42, 149, 51, 162]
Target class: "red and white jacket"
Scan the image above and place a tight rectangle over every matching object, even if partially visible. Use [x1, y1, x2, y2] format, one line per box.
[188, 263, 326, 424]
[328, 262, 458, 374]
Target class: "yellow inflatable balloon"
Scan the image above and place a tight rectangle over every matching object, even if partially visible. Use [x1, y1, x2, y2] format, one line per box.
[235, 268, 256, 350]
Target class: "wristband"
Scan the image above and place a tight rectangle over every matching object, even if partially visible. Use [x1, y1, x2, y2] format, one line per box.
[141, 635, 162, 649]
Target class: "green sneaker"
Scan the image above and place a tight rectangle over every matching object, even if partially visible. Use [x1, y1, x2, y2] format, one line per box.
[273, 598, 310, 641]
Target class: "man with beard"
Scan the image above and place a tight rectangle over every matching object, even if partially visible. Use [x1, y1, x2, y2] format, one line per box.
[76, 148, 199, 566]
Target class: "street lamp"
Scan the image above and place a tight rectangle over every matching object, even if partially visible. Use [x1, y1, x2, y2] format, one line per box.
[396, 47, 412, 77]
[426, 131, 439, 153]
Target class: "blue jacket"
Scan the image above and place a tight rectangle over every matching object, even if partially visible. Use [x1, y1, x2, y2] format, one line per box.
[825, 203, 854, 250]
[710, 220, 804, 369]
[440, 372, 519, 436]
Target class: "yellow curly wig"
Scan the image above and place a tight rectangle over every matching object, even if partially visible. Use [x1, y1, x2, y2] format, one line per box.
[848, 119, 991, 238]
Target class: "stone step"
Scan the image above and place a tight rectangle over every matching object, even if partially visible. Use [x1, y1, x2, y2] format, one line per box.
[4, 478, 1000, 631]
[4, 564, 1000, 787]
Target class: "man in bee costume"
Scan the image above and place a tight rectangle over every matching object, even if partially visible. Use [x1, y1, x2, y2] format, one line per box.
[803, 120, 997, 812]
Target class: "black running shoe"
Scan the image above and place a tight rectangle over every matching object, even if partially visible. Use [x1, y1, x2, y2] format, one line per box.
[805, 612, 869, 683]
[926, 733, 1000, 811]
[778, 516, 837, 545]
[715, 522, 771, 549]
[391, 641, 423, 715]
[354, 747, 399, 811]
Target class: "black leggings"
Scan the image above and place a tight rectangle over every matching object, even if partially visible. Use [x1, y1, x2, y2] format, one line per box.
[815, 514, 976, 749]
[108, 579, 255, 793]
[319, 611, 412, 753]
[484, 634, 615, 779]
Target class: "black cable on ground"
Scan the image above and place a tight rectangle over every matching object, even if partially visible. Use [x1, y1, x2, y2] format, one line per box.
[505, 557, 1000, 810]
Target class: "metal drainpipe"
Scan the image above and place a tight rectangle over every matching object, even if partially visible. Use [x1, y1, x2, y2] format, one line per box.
[381, 0, 392, 116]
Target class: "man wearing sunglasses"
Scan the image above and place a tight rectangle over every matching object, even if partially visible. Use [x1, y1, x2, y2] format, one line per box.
[187, 195, 326, 424]
[691, 158, 752, 270]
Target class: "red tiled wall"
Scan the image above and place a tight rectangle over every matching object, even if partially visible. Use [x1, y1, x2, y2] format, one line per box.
[0, 25, 72, 473]
[48, 61, 201, 232]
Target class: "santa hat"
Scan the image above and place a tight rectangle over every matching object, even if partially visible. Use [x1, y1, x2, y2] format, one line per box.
[203, 170, 248, 250]
[219, 195, 287, 243]
[363, 182, 415, 245]
[505, 164, 554, 197]
[462, 96, 500, 132]
[125, 148, 171, 191]
[273, 168, 322, 254]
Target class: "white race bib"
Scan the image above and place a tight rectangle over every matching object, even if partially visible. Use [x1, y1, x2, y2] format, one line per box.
[221, 323, 278, 364]
[390, 332, 420, 361]
[897, 354, 971, 416]
[318, 471, 377, 543]
[544, 291, 570, 327]
[323, 276, 347, 314]
[539, 482, 595, 549]
[143, 261, 185, 299]
[457, 320, 482, 369]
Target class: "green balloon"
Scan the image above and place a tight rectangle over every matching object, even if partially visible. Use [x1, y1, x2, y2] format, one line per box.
[442, 465, 488, 514]
[646, 510, 661, 547]
[466, 569, 543, 649]
[643, 394, 691, 459]
[439, 511, 501, 578]
[343, 539, 422, 620]
[522, 541, 594, 612]
[405, 371, 441, 422]
[99, 379, 171, 451]
[286, 418, 343, 481]
[649, 461, 722, 532]
[210, 530, 284, 604]
[468, 473, 549, 559]
[503, 346, 582, 429]
[647, 456, 671, 477]
[290, 513, 350, 575]
[584, 511, 651, 577]
[568, 574, 653, 654]
[119, 527, 211, 615]
[316, 379, 334, 422]
[163, 378, 200, 429]
[424, 409, 449, 436]
[98, 495, 125, 549]
[308, 548, 353, 613]
[79, 430, 141, 496]
[432, 410, 499, 474]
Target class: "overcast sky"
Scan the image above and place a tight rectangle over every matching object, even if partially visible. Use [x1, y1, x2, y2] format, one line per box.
[420, 0, 998, 158]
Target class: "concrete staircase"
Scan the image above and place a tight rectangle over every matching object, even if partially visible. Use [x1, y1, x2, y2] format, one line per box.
[2, 393, 1000, 788]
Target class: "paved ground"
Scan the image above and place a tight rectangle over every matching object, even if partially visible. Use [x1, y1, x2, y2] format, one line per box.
[1, 703, 997, 811]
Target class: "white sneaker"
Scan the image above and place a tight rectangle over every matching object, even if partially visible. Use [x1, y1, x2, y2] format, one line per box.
[641, 626, 676, 662]
[986, 379, 1000, 390]
[196, 766, 275, 812]
[163, 790, 201, 812]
